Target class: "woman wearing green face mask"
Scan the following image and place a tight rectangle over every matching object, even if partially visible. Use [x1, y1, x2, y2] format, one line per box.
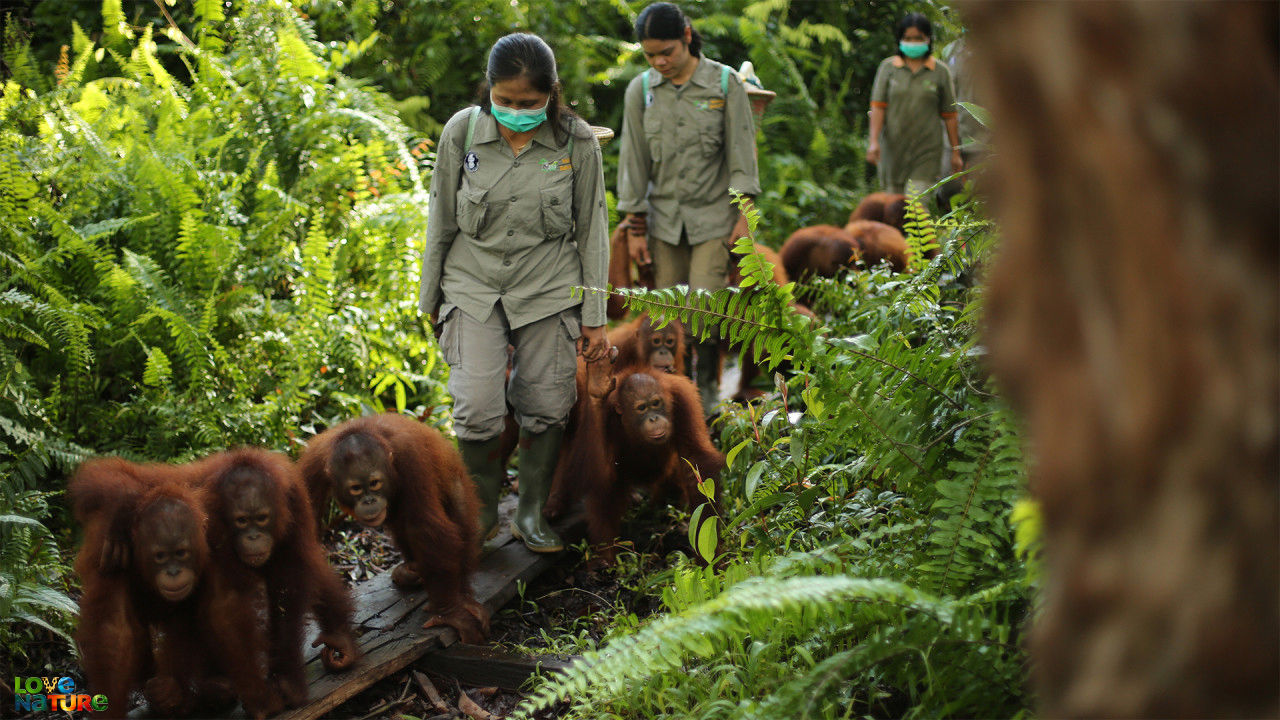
[866, 12, 963, 196]
[419, 32, 610, 553]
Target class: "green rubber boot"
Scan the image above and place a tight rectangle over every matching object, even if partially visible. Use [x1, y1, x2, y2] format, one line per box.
[458, 436, 505, 541]
[510, 427, 564, 553]
[693, 338, 721, 418]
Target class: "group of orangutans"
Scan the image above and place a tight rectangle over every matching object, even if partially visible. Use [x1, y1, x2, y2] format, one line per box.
[777, 192, 917, 283]
[71, 416, 487, 718]
[606, 191, 920, 399]
[71, 191, 924, 718]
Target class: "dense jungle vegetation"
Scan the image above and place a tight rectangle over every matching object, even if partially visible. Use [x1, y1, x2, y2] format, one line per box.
[1, 1, 1033, 717]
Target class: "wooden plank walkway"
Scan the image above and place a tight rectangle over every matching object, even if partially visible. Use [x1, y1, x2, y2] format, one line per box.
[261, 495, 577, 720]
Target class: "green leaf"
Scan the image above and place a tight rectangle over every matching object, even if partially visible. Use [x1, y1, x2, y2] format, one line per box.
[696, 475, 715, 502]
[16, 585, 79, 616]
[687, 503, 706, 552]
[695, 511, 718, 564]
[744, 460, 767, 499]
[11, 611, 74, 647]
[957, 101, 991, 128]
[724, 439, 750, 470]
[727, 492, 789, 529]
[0, 514, 43, 527]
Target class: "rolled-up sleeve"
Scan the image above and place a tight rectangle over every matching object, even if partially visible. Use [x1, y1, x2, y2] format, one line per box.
[573, 127, 609, 327]
[871, 58, 890, 108]
[615, 77, 651, 215]
[725, 72, 761, 197]
[418, 110, 467, 316]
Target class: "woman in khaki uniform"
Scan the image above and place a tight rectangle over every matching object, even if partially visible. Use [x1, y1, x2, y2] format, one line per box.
[616, 2, 761, 417]
[419, 33, 610, 553]
[866, 12, 962, 196]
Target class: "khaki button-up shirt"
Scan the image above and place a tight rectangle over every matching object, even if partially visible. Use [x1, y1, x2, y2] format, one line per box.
[419, 107, 609, 329]
[616, 57, 761, 246]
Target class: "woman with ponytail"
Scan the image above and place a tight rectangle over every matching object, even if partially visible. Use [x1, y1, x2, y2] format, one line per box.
[616, 2, 761, 418]
[419, 32, 610, 553]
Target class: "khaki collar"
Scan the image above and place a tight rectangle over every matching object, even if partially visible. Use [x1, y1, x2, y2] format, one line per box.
[470, 108, 565, 151]
[646, 55, 718, 89]
[891, 55, 936, 70]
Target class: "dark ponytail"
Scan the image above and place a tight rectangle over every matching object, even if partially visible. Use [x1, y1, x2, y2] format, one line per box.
[478, 32, 588, 144]
[635, 2, 702, 58]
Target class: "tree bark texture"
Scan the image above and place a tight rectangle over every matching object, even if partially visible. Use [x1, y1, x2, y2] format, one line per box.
[964, 2, 1279, 717]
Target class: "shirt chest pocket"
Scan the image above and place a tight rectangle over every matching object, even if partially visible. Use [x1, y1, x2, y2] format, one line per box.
[540, 184, 572, 238]
[695, 101, 725, 158]
[456, 187, 489, 236]
[643, 109, 663, 162]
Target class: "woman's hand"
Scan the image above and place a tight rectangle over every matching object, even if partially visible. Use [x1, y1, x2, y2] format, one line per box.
[951, 148, 964, 173]
[428, 304, 443, 339]
[578, 324, 609, 362]
[623, 213, 651, 266]
[866, 142, 881, 166]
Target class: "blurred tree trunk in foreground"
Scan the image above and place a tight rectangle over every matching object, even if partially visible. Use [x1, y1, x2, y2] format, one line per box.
[966, 1, 1278, 716]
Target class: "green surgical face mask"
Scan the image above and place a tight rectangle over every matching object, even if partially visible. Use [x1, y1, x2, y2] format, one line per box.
[490, 93, 548, 132]
[899, 41, 930, 59]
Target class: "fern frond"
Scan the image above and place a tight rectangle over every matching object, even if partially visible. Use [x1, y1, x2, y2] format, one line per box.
[902, 197, 939, 272]
[515, 575, 949, 718]
[919, 408, 1025, 594]
[276, 22, 326, 80]
[298, 216, 335, 318]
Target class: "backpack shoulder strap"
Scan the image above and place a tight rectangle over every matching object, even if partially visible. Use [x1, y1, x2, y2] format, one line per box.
[721, 64, 730, 96]
[464, 105, 480, 153]
[642, 69, 652, 108]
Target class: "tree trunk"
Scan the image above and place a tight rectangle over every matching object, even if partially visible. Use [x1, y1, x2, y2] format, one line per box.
[964, 2, 1279, 716]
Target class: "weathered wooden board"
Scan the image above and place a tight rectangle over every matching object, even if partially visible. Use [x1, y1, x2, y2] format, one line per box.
[416, 643, 578, 693]
[273, 496, 582, 720]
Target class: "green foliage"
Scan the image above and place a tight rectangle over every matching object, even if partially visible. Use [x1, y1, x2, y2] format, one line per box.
[2, 0, 449, 455]
[0, 490, 78, 662]
[522, 193, 1029, 718]
[1, 0, 450, 649]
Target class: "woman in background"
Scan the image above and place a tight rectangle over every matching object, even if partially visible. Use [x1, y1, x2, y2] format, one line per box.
[866, 12, 963, 196]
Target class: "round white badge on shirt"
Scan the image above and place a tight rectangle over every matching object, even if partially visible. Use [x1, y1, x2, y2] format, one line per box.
[464, 151, 479, 172]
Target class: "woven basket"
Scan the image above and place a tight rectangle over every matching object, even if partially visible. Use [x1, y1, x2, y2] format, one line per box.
[591, 125, 615, 147]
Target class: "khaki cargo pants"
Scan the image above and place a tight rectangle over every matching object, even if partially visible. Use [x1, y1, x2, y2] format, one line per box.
[438, 304, 580, 442]
[649, 231, 730, 416]
[649, 232, 731, 292]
